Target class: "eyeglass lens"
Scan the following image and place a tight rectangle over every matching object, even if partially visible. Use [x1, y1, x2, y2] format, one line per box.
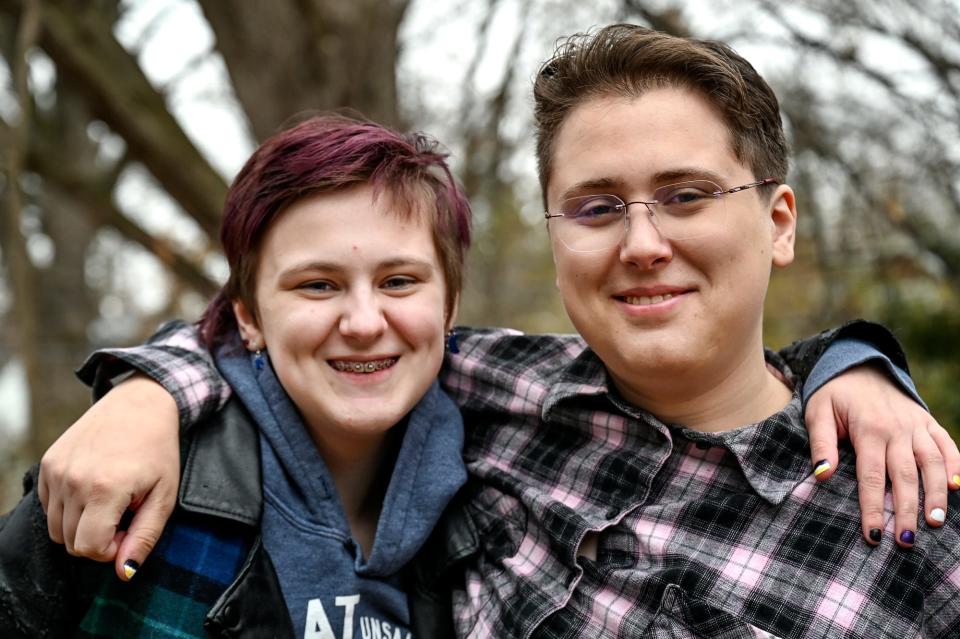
[550, 180, 728, 252]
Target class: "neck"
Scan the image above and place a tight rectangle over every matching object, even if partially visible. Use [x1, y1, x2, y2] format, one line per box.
[307, 424, 402, 557]
[613, 346, 793, 432]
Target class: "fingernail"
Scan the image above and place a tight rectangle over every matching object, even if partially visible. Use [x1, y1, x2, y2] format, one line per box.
[868, 528, 882, 544]
[952, 474, 960, 489]
[931, 508, 946, 524]
[813, 460, 831, 478]
[122, 559, 140, 580]
[899, 530, 915, 546]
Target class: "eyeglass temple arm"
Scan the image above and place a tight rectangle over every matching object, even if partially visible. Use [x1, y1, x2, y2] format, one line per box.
[722, 177, 779, 194]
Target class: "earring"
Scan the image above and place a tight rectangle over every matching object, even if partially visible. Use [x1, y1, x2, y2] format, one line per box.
[248, 339, 266, 371]
[445, 330, 459, 354]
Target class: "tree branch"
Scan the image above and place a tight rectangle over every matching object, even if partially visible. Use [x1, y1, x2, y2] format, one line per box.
[10, 0, 229, 236]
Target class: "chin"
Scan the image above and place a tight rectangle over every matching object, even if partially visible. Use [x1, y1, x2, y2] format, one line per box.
[602, 337, 698, 377]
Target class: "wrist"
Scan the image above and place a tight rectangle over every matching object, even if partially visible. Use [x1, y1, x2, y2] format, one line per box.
[111, 374, 179, 428]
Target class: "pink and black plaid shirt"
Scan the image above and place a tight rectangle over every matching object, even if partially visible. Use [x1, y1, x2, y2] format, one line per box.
[79, 322, 960, 638]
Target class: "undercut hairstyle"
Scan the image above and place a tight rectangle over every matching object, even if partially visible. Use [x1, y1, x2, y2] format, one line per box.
[199, 114, 472, 347]
[533, 24, 788, 202]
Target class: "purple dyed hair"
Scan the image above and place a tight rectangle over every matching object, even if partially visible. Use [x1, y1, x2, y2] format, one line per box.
[198, 114, 472, 347]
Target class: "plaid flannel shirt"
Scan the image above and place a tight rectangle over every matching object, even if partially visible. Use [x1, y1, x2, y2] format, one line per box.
[76, 511, 253, 638]
[78, 322, 960, 638]
[0, 466, 253, 639]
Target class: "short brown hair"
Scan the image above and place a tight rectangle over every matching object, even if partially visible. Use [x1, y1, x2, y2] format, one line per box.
[533, 25, 788, 200]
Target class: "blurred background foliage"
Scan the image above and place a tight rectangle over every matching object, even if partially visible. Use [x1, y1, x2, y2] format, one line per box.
[0, 0, 958, 508]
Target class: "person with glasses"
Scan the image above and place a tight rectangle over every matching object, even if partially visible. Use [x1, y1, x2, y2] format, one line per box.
[23, 25, 960, 638]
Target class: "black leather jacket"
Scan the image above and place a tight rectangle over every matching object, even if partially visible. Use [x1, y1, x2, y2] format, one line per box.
[0, 399, 467, 638]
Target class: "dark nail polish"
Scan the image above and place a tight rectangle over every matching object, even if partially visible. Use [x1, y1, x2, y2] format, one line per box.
[122, 559, 140, 580]
[899, 530, 915, 546]
[868, 528, 882, 544]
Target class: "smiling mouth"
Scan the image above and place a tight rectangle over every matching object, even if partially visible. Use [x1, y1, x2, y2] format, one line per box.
[620, 293, 676, 306]
[328, 358, 399, 374]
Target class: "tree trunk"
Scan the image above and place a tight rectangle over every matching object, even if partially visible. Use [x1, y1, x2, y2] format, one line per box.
[199, 0, 408, 140]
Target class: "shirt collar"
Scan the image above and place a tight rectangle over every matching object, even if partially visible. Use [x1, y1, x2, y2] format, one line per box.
[541, 345, 613, 424]
[675, 393, 811, 504]
[542, 346, 811, 505]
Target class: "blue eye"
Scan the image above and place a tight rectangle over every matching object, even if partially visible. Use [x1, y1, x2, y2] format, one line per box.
[565, 196, 623, 225]
[300, 280, 335, 292]
[382, 276, 416, 290]
[655, 181, 719, 214]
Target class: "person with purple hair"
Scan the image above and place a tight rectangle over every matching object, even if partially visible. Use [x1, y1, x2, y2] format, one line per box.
[0, 114, 472, 637]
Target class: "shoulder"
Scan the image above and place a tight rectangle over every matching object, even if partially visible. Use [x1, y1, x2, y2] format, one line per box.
[441, 326, 587, 412]
[449, 326, 587, 374]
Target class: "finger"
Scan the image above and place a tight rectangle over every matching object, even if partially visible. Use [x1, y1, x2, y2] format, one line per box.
[45, 490, 66, 545]
[914, 426, 948, 528]
[887, 438, 919, 548]
[72, 499, 126, 561]
[854, 436, 888, 545]
[37, 463, 51, 514]
[114, 486, 175, 581]
[61, 498, 85, 556]
[927, 422, 960, 491]
[803, 396, 840, 482]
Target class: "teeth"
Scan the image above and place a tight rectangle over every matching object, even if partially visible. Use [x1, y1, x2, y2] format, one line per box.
[330, 358, 397, 373]
[624, 293, 674, 306]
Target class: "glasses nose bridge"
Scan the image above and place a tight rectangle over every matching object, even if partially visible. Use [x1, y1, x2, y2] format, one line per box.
[621, 198, 659, 231]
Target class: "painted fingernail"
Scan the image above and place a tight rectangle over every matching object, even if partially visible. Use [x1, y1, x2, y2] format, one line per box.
[122, 559, 140, 580]
[813, 460, 831, 478]
[868, 528, 882, 544]
[931, 508, 946, 524]
[899, 530, 915, 546]
[951, 474, 960, 489]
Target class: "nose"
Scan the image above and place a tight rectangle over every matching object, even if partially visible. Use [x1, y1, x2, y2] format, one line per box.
[339, 290, 387, 341]
[619, 204, 673, 268]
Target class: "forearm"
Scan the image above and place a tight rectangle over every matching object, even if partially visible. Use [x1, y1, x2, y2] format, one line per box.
[76, 320, 230, 430]
[776, 319, 921, 408]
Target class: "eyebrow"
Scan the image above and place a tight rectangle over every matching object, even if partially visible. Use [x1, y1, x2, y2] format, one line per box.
[558, 166, 729, 201]
[558, 177, 624, 202]
[279, 257, 436, 278]
[650, 166, 727, 186]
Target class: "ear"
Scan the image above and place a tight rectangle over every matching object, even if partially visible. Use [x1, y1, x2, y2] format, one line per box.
[232, 299, 264, 350]
[768, 184, 797, 268]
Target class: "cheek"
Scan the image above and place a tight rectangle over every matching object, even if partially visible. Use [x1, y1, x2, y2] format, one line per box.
[260, 302, 337, 356]
[390, 298, 447, 349]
